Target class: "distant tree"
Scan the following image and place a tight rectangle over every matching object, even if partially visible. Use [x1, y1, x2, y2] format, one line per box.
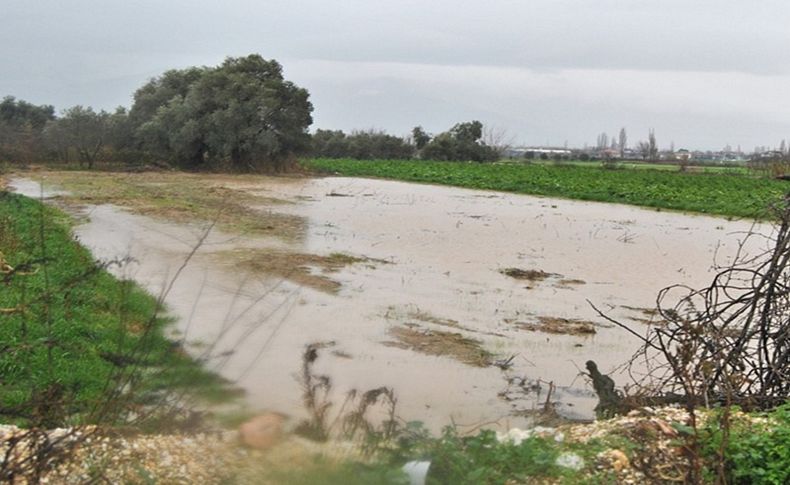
[45, 106, 111, 168]
[0, 96, 55, 162]
[105, 107, 142, 163]
[596, 132, 609, 150]
[311, 129, 349, 158]
[0, 96, 55, 130]
[411, 126, 431, 150]
[346, 130, 414, 159]
[618, 128, 627, 158]
[420, 120, 498, 162]
[637, 141, 651, 160]
[482, 125, 514, 159]
[452, 120, 483, 142]
[311, 129, 414, 160]
[648, 129, 658, 160]
[131, 55, 313, 171]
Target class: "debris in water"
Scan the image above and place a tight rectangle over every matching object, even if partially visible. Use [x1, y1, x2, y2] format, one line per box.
[384, 326, 493, 367]
[506, 316, 598, 336]
[500, 268, 558, 281]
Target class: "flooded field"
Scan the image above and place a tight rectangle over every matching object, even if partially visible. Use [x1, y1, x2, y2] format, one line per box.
[9, 174, 767, 430]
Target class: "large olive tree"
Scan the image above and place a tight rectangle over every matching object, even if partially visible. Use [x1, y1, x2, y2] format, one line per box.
[131, 55, 313, 171]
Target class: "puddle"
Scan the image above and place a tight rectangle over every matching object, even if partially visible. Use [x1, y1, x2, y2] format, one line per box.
[6, 175, 769, 430]
[7, 178, 68, 199]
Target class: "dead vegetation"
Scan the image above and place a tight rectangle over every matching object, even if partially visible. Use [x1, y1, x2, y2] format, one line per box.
[588, 196, 790, 482]
[385, 305, 461, 330]
[621, 305, 659, 317]
[24, 170, 307, 241]
[557, 278, 586, 287]
[500, 267, 586, 289]
[500, 268, 557, 281]
[402, 308, 460, 328]
[223, 249, 383, 293]
[384, 325, 493, 367]
[384, 305, 508, 343]
[621, 305, 666, 326]
[505, 316, 598, 336]
[294, 342, 398, 449]
[596, 197, 790, 411]
[563, 406, 705, 484]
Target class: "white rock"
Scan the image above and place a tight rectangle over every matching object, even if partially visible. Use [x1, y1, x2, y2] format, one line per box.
[555, 452, 585, 471]
[495, 426, 557, 446]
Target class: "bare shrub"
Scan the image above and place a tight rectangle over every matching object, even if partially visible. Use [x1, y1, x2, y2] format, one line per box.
[590, 193, 790, 482]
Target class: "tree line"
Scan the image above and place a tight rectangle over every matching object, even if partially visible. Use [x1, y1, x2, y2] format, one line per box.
[312, 121, 501, 163]
[0, 54, 504, 171]
[1, 54, 312, 171]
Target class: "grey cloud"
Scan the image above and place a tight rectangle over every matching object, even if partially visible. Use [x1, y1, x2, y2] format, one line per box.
[1, 0, 789, 149]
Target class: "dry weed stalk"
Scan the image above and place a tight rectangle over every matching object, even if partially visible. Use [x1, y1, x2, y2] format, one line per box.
[295, 342, 399, 451]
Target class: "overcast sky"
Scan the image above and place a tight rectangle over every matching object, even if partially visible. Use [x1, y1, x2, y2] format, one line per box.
[2, 0, 789, 150]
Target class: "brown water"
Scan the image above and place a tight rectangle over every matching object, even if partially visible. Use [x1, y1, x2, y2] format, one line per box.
[9, 175, 767, 430]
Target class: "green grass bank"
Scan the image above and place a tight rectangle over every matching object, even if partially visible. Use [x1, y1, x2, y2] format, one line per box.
[0, 190, 228, 428]
[306, 158, 786, 219]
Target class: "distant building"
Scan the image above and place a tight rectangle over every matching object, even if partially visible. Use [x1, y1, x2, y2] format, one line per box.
[507, 147, 573, 158]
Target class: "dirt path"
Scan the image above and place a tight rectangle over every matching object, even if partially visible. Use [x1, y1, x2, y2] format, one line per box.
[8, 171, 766, 430]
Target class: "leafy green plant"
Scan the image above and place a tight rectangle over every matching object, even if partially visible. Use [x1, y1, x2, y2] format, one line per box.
[424, 428, 569, 484]
[701, 404, 790, 485]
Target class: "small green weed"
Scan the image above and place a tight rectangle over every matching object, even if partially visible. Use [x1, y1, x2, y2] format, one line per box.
[701, 404, 790, 485]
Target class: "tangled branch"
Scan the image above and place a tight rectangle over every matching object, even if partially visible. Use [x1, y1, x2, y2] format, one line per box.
[620, 196, 790, 410]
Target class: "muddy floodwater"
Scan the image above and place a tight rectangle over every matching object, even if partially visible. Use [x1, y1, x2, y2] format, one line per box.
[10, 175, 767, 430]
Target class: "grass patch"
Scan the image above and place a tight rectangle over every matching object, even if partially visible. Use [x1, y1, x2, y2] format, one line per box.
[0, 191, 232, 427]
[25, 170, 306, 241]
[306, 158, 786, 218]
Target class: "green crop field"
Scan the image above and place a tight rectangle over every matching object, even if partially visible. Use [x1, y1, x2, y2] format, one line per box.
[306, 158, 785, 219]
